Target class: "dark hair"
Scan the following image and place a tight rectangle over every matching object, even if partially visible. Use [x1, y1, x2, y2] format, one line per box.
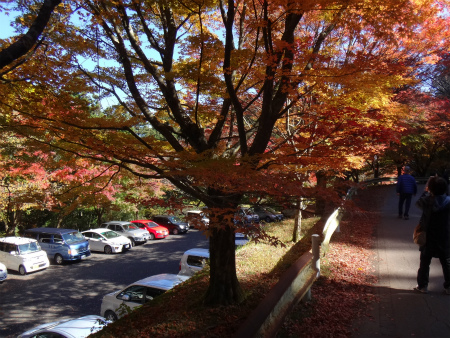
[429, 177, 448, 196]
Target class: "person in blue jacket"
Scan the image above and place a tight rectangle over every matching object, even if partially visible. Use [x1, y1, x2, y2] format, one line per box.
[396, 166, 417, 220]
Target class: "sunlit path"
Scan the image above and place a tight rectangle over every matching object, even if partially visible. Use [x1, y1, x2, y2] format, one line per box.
[353, 184, 450, 338]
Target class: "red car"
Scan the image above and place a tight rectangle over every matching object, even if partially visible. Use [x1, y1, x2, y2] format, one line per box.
[131, 220, 169, 240]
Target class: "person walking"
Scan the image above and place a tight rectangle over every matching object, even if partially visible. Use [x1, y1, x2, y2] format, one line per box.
[396, 166, 417, 220]
[414, 176, 450, 294]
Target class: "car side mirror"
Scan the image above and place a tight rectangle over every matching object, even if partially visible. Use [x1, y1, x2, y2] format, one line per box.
[120, 294, 130, 301]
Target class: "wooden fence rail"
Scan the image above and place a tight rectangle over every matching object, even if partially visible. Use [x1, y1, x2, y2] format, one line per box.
[235, 176, 427, 337]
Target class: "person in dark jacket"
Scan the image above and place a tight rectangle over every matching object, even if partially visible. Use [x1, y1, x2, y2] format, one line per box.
[414, 176, 450, 294]
[396, 166, 417, 220]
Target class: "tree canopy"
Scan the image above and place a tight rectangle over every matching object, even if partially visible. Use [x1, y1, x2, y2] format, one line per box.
[1, 0, 449, 305]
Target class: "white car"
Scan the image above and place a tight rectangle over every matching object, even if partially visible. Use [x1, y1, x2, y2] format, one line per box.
[0, 262, 7, 282]
[0, 237, 50, 275]
[18, 315, 108, 338]
[178, 248, 209, 277]
[101, 273, 190, 322]
[82, 228, 132, 254]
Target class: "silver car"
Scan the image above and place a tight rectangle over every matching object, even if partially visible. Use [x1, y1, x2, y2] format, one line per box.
[100, 273, 190, 322]
[18, 315, 108, 338]
[101, 221, 150, 246]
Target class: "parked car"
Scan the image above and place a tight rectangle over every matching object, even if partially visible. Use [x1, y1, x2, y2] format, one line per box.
[252, 206, 278, 222]
[130, 220, 169, 240]
[24, 228, 91, 265]
[18, 315, 109, 338]
[151, 215, 189, 235]
[234, 207, 260, 225]
[264, 206, 284, 221]
[185, 210, 210, 229]
[0, 261, 7, 283]
[101, 221, 150, 246]
[178, 248, 209, 276]
[100, 273, 190, 322]
[0, 237, 50, 275]
[82, 228, 132, 254]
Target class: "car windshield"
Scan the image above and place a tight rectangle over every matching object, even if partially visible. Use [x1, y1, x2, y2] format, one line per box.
[18, 242, 41, 254]
[62, 232, 85, 244]
[144, 222, 158, 228]
[101, 230, 120, 239]
[122, 224, 138, 231]
[169, 216, 183, 222]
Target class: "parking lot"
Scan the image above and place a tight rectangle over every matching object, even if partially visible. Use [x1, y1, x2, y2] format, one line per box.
[0, 229, 208, 337]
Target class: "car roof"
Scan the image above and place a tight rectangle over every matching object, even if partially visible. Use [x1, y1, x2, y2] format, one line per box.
[82, 228, 114, 234]
[132, 273, 190, 290]
[0, 237, 38, 245]
[184, 248, 209, 257]
[19, 315, 107, 338]
[102, 221, 133, 225]
[24, 228, 79, 235]
[153, 215, 180, 218]
[186, 210, 202, 214]
[131, 220, 157, 223]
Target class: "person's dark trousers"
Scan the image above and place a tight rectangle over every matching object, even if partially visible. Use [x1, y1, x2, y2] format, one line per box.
[439, 255, 450, 289]
[398, 193, 413, 217]
[417, 248, 450, 289]
[417, 248, 433, 288]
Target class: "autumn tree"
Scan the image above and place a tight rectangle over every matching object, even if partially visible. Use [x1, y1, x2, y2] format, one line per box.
[1, 0, 449, 305]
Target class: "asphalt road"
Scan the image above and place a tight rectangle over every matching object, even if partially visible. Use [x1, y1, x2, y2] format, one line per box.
[353, 184, 450, 338]
[0, 229, 208, 337]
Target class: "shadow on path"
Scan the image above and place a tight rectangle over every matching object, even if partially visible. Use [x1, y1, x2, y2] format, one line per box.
[352, 185, 450, 338]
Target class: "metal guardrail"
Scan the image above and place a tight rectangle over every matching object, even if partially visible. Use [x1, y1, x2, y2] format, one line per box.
[236, 175, 426, 337]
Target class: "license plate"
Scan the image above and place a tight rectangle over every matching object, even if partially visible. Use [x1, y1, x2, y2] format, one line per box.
[80, 255, 86, 259]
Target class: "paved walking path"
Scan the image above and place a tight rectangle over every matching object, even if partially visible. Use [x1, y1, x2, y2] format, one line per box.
[353, 184, 450, 338]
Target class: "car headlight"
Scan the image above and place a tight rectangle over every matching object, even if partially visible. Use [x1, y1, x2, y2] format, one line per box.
[68, 249, 78, 255]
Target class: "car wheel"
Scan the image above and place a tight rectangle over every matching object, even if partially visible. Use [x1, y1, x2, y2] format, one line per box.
[149, 233, 155, 240]
[18, 265, 26, 275]
[54, 254, 64, 265]
[104, 245, 113, 254]
[129, 238, 135, 247]
[105, 310, 118, 322]
[265, 216, 271, 223]
[172, 228, 179, 235]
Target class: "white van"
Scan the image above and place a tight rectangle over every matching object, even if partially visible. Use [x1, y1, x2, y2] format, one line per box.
[178, 248, 209, 277]
[0, 237, 50, 275]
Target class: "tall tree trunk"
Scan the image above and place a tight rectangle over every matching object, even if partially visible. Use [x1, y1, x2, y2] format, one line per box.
[374, 155, 379, 178]
[95, 207, 105, 227]
[5, 209, 17, 236]
[292, 197, 303, 242]
[204, 209, 244, 305]
[315, 171, 327, 215]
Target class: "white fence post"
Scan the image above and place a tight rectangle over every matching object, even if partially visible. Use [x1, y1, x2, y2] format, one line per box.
[312, 234, 320, 277]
